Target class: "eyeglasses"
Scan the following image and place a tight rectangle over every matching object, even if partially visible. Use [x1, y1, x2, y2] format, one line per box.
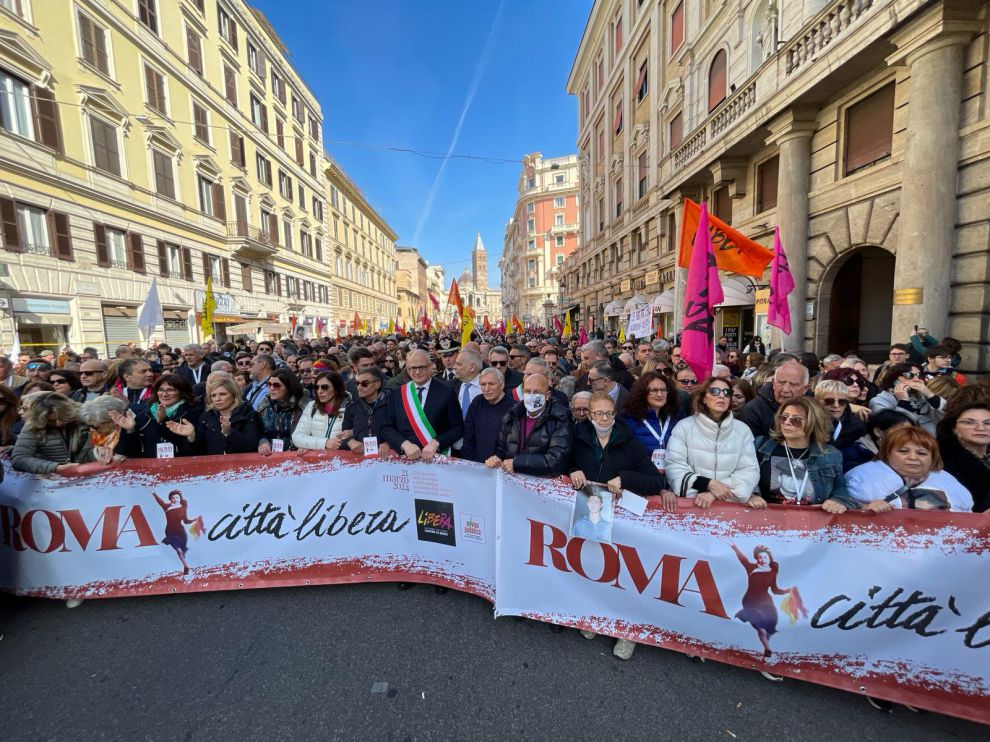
[957, 418, 990, 429]
[356, 380, 378, 387]
[315, 384, 333, 391]
[590, 410, 615, 420]
[407, 365, 431, 372]
[571, 407, 589, 415]
[707, 387, 731, 398]
[822, 398, 849, 407]
[779, 414, 806, 426]
[647, 387, 668, 395]
[678, 378, 698, 386]
[489, 360, 508, 367]
[589, 376, 606, 383]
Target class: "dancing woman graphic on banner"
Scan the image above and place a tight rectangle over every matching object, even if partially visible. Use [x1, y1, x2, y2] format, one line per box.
[153, 490, 204, 576]
[730, 543, 806, 657]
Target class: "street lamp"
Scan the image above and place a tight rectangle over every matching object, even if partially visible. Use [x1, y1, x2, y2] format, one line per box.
[543, 295, 554, 329]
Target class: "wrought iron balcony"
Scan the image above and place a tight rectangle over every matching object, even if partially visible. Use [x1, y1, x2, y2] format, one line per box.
[225, 221, 278, 259]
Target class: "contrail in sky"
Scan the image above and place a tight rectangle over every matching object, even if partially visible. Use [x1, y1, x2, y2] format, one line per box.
[411, 1, 506, 247]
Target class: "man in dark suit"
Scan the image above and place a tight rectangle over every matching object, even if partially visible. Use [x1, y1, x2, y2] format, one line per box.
[380, 349, 464, 463]
[175, 343, 212, 398]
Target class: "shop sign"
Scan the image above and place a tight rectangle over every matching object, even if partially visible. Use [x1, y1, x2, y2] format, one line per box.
[754, 289, 770, 313]
[194, 290, 237, 314]
[12, 298, 71, 314]
[620, 279, 631, 293]
[644, 270, 659, 286]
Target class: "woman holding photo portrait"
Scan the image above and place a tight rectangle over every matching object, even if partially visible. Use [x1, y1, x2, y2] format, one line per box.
[845, 427, 973, 512]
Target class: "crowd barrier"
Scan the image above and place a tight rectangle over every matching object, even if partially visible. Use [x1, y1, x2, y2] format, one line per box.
[1, 452, 988, 724]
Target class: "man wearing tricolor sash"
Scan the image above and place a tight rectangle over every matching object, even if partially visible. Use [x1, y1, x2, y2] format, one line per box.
[380, 349, 463, 463]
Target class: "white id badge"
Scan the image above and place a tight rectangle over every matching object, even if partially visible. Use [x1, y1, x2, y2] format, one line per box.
[651, 448, 666, 473]
[271, 438, 284, 453]
[363, 436, 380, 457]
[156, 442, 175, 459]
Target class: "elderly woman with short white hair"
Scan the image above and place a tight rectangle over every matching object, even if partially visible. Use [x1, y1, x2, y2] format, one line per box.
[813, 380, 872, 472]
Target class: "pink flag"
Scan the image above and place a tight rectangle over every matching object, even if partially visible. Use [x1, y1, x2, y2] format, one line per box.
[768, 226, 795, 336]
[578, 325, 588, 345]
[681, 203, 724, 384]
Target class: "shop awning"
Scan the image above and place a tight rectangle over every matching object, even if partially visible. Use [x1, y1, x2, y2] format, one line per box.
[652, 289, 674, 313]
[623, 294, 650, 313]
[715, 276, 756, 308]
[603, 300, 624, 317]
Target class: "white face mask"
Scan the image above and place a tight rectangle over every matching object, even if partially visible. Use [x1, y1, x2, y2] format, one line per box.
[523, 393, 546, 414]
[592, 421, 613, 437]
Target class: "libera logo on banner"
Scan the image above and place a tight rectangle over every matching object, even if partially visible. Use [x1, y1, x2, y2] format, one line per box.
[459, 513, 485, 544]
[415, 499, 456, 546]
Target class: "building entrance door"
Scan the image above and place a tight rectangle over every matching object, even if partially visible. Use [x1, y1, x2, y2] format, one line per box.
[826, 247, 895, 363]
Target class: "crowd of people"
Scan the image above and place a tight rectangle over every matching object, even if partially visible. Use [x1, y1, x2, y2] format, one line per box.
[2, 327, 987, 663]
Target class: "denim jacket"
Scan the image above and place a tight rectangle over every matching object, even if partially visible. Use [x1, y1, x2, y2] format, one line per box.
[756, 439, 859, 509]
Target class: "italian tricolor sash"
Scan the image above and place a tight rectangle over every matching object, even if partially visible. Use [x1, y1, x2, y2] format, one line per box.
[511, 384, 523, 401]
[400, 381, 449, 454]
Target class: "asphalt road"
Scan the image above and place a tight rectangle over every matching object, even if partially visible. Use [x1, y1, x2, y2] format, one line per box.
[1, 583, 986, 741]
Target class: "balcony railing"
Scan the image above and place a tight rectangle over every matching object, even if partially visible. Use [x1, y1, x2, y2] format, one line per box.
[22, 241, 52, 256]
[226, 221, 278, 259]
[783, 0, 875, 76]
[672, 80, 756, 170]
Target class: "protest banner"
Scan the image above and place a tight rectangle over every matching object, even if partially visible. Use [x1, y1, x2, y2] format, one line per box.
[625, 304, 653, 340]
[1, 455, 988, 723]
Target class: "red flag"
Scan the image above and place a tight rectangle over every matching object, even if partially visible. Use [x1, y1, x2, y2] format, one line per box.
[483, 315, 491, 333]
[681, 203, 724, 383]
[511, 315, 524, 334]
[768, 226, 795, 337]
[678, 198, 773, 277]
[429, 292, 441, 311]
[553, 315, 563, 333]
[353, 311, 361, 331]
[578, 325, 588, 345]
[448, 279, 463, 315]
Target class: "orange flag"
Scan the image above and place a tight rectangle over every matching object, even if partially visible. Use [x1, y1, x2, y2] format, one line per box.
[483, 315, 491, 333]
[677, 198, 773, 277]
[512, 315, 524, 334]
[448, 279, 464, 315]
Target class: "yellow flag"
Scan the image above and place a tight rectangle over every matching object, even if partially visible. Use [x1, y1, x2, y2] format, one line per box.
[563, 310, 572, 337]
[387, 317, 395, 334]
[461, 305, 475, 346]
[200, 276, 216, 339]
[618, 325, 626, 344]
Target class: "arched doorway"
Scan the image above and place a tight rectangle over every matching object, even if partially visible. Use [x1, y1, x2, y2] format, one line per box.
[825, 246, 895, 362]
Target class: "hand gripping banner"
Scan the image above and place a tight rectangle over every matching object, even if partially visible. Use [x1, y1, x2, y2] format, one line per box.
[1, 454, 989, 724]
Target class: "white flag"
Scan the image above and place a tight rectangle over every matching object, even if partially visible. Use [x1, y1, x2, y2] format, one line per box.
[8, 322, 20, 362]
[137, 278, 164, 341]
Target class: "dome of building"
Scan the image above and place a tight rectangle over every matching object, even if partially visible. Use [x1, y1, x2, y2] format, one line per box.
[458, 268, 474, 288]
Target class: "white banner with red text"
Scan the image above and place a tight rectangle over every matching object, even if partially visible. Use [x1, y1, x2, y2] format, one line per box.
[1, 454, 988, 724]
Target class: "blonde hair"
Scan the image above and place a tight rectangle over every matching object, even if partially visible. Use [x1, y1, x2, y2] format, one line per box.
[813, 380, 849, 400]
[771, 397, 833, 447]
[204, 375, 243, 410]
[23, 392, 81, 433]
[589, 391, 615, 409]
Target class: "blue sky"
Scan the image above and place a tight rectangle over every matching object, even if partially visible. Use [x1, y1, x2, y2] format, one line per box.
[253, 0, 594, 287]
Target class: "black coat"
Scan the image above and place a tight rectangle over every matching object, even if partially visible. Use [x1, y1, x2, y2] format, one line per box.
[570, 419, 666, 496]
[342, 390, 391, 443]
[462, 393, 516, 463]
[116, 401, 203, 458]
[738, 383, 780, 439]
[379, 380, 464, 451]
[192, 403, 263, 455]
[829, 406, 873, 472]
[495, 398, 572, 476]
[174, 360, 212, 390]
[937, 433, 989, 513]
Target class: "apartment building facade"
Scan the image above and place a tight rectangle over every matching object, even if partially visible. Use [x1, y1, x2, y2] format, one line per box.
[325, 158, 397, 333]
[561, 0, 990, 368]
[395, 245, 428, 326]
[500, 153, 579, 324]
[0, 0, 395, 353]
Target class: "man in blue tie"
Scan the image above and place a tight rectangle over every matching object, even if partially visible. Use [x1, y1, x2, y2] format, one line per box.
[450, 349, 482, 456]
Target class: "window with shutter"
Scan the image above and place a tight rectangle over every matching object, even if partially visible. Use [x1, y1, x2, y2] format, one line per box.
[669, 112, 683, 150]
[845, 83, 895, 174]
[202, 252, 211, 281]
[713, 186, 732, 224]
[93, 223, 109, 266]
[670, 1, 684, 56]
[636, 62, 648, 102]
[31, 88, 62, 153]
[708, 50, 727, 112]
[224, 65, 237, 106]
[0, 70, 34, 139]
[211, 183, 226, 221]
[138, 0, 157, 34]
[128, 232, 145, 274]
[276, 117, 285, 149]
[157, 239, 168, 277]
[186, 27, 203, 76]
[193, 101, 209, 143]
[197, 176, 213, 215]
[231, 133, 246, 167]
[152, 149, 175, 199]
[78, 13, 110, 75]
[241, 263, 252, 292]
[47, 211, 73, 261]
[0, 197, 19, 251]
[614, 101, 622, 134]
[90, 116, 120, 176]
[756, 155, 779, 212]
[294, 135, 303, 165]
[145, 65, 167, 115]
[182, 246, 193, 280]
[221, 258, 230, 287]
[233, 194, 247, 234]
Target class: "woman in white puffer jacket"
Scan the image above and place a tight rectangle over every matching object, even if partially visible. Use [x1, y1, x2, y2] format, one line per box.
[292, 371, 351, 451]
[666, 375, 760, 508]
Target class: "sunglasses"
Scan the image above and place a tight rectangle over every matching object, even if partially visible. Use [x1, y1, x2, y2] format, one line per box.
[621, 345, 633, 350]
[26, 363, 45, 370]
[79, 370, 100, 376]
[356, 380, 378, 387]
[822, 397, 849, 406]
[490, 360, 508, 367]
[901, 372, 919, 380]
[841, 378, 861, 386]
[707, 387, 731, 397]
[678, 378, 698, 386]
[779, 414, 806, 426]
[51, 378, 69, 384]
[315, 384, 333, 391]
[508, 355, 526, 360]
[267, 381, 284, 388]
